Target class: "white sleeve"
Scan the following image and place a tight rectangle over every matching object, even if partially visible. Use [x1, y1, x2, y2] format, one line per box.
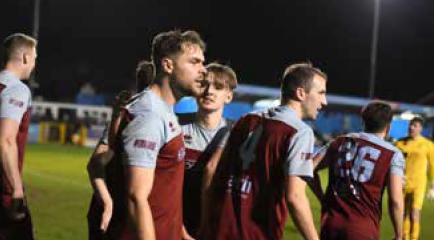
[390, 150, 405, 178]
[284, 128, 315, 178]
[122, 114, 165, 168]
[0, 84, 31, 123]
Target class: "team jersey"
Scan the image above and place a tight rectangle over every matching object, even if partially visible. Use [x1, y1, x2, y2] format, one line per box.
[207, 105, 314, 240]
[395, 135, 434, 191]
[178, 113, 232, 237]
[122, 89, 186, 240]
[321, 132, 405, 240]
[0, 70, 33, 239]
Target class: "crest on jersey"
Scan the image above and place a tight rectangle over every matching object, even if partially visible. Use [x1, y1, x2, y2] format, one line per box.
[178, 147, 186, 162]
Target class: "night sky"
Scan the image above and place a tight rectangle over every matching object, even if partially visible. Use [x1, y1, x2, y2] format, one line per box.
[2, 0, 434, 104]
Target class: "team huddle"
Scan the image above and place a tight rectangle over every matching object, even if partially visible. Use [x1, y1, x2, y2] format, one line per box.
[1, 30, 434, 240]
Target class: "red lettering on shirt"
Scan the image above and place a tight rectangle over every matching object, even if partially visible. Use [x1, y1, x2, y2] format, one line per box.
[9, 98, 24, 108]
[134, 139, 156, 150]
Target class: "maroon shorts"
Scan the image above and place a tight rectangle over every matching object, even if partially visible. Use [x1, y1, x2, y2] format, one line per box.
[321, 227, 378, 240]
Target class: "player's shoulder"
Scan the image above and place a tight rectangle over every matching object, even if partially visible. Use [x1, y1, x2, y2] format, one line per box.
[257, 106, 312, 134]
[419, 136, 434, 145]
[363, 132, 402, 153]
[122, 113, 165, 136]
[127, 89, 172, 118]
[274, 106, 311, 132]
[0, 76, 30, 97]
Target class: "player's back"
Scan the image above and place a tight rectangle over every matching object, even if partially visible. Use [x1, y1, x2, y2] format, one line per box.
[321, 132, 404, 240]
[210, 106, 313, 240]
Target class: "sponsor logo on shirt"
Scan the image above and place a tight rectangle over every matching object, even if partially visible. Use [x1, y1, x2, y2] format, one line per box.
[178, 147, 186, 162]
[9, 98, 24, 108]
[184, 134, 193, 144]
[134, 139, 156, 150]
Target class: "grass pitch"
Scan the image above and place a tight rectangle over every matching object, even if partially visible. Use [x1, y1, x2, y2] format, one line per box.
[23, 143, 434, 240]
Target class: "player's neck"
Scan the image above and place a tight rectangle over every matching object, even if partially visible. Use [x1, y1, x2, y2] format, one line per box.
[409, 134, 421, 140]
[150, 79, 177, 105]
[284, 101, 302, 119]
[366, 130, 386, 140]
[196, 108, 223, 129]
[4, 64, 25, 80]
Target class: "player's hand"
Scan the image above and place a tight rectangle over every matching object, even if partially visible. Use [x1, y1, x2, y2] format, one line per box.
[100, 198, 113, 232]
[181, 225, 196, 240]
[112, 90, 132, 116]
[426, 187, 434, 200]
[6, 197, 27, 221]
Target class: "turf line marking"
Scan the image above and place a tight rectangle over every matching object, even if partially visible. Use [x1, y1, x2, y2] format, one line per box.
[24, 169, 90, 190]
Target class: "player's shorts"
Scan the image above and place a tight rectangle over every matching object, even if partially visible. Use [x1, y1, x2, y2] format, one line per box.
[0, 208, 34, 240]
[321, 227, 378, 240]
[404, 186, 426, 210]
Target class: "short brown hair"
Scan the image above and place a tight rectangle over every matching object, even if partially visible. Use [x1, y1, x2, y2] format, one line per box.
[205, 63, 237, 91]
[280, 62, 327, 103]
[361, 101, 393, 133]
[1, 33, 37, 66]
[136, 60, 155, 92]
[410, 116, 424, 126]
[151, 30, 206, 74]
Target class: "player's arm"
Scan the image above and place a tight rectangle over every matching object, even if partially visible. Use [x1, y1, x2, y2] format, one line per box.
[0, 118, 22, 199]
[388, 152, 405, 240]
[426, 141, 434, 200]
[309, 145, 330, 203]
[127, 166, 156, 240]
[123, 115, 162, 240]
[202, 127, 231, 191]
[0, 85, 30, 221]
[284, 129, 319, 240]
[200, 146, 224, 234]
[203, 147, 224, 193]
[86, 141, 114, 231]
[201, 128, 231, 232]
[286, 176, 319, 240]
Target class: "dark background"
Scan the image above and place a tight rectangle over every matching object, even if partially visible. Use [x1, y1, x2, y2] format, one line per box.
[1, 0, 434, 103]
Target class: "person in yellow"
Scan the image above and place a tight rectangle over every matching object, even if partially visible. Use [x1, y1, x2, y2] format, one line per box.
[395, 117, 434, 240]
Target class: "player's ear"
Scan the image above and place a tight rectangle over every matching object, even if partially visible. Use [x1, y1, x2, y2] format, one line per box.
[22, 52, 28, 65]
[224, 91, 233, 104]
[162, 58, 174, 74]
[295, 87, 306, 101]
[385, 123, 391, 137]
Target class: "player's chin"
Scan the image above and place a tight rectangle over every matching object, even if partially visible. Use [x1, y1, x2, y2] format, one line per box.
[191, 84, 204, 97]
[199, 105, 215, 112]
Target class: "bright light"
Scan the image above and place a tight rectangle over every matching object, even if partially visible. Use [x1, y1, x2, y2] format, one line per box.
[400, 111, 419, 120]
[253, 99, 279, 110]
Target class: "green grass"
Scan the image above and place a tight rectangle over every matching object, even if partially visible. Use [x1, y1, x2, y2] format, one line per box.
[23, 143, 434, 240]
